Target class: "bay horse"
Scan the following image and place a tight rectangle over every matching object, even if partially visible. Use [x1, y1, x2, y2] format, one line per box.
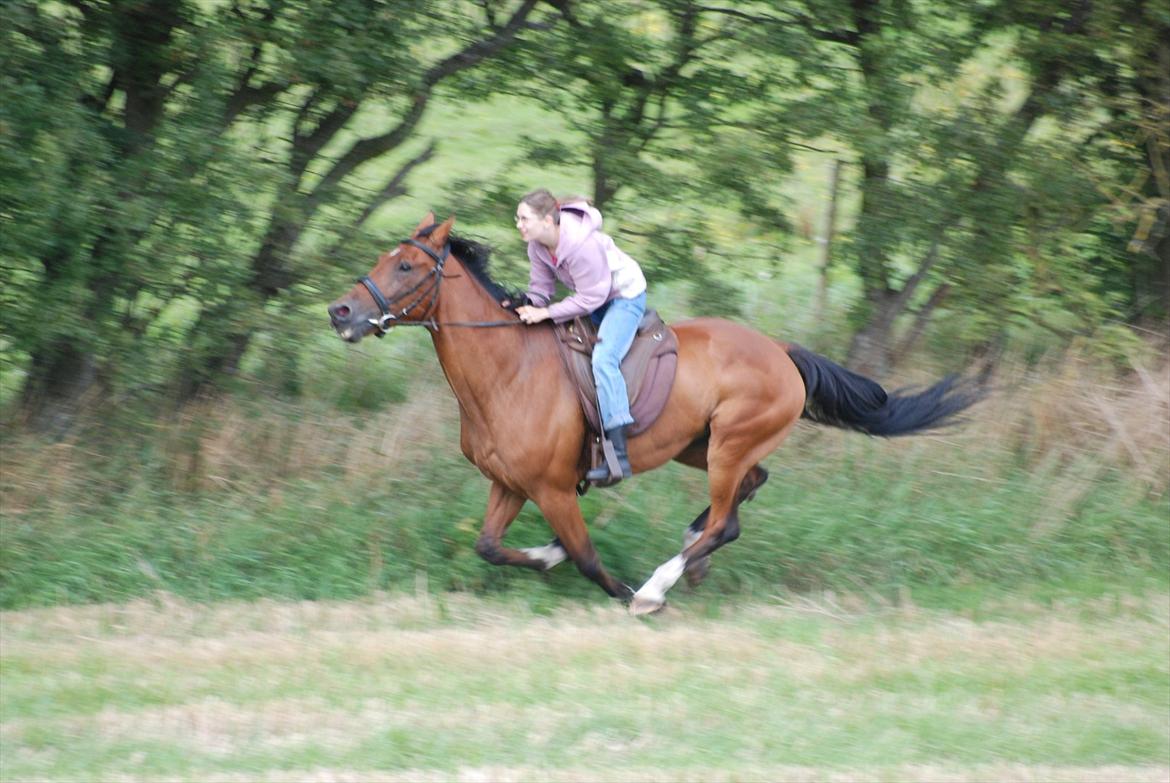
[327, 213, 983, 614]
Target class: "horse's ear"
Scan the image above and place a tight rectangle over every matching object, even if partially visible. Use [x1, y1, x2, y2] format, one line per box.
[412, 212, 436, 237]
[426, 215, 455, 248]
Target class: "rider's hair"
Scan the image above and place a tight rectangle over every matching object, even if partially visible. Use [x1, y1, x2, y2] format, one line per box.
[520, 188, 592, 225]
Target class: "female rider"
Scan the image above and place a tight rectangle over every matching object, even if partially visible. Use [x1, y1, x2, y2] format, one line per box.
[511, 188, 648, 486]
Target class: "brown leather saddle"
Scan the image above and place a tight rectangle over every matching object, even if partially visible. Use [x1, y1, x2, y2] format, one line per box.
[552, 310, 679, 491]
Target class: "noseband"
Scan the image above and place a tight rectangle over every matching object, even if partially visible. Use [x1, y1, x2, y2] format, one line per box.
[358, 238, 449, 336]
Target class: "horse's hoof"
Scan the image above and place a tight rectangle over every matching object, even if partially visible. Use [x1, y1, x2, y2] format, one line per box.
[628, 593, 666, 616]
[684, 555, 710, 588]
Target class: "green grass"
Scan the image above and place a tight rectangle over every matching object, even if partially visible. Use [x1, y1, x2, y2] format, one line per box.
[2, 408, 1166, 610]
[1, 592, 1167, 781]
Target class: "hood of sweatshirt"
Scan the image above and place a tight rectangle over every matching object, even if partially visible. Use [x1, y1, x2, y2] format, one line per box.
[555, 200, 603, 262]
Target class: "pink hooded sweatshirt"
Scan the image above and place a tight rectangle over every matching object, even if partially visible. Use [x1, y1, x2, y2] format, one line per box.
[525, 201, 647, 324]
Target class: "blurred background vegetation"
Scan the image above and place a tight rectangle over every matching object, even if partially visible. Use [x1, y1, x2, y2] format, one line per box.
[1, 0, 1167, 609]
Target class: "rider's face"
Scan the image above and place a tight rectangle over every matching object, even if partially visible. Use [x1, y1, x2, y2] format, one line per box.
[515, 202, 553, 245]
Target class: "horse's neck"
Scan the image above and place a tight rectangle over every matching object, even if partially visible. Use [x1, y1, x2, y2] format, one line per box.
[428, 261, 545, 419]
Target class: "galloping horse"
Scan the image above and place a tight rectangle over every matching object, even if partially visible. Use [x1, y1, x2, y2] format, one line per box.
[328, 213, 983, 614]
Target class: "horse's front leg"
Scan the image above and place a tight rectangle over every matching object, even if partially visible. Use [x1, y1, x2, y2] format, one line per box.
[474, 481, 565, 571]
[534, 489, 634, 601]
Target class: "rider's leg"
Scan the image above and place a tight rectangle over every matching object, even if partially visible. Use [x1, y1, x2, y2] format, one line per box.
[585, 292, 646, 484]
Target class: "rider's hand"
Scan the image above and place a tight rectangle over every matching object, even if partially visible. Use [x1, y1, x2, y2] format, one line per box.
[500, 295, 531, 311]
[516, 305, 551, 324]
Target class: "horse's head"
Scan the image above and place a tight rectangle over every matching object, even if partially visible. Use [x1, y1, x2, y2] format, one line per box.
[327, 212, 455, 342]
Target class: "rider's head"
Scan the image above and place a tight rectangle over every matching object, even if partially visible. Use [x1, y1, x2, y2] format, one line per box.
[516, 188, 560, 246]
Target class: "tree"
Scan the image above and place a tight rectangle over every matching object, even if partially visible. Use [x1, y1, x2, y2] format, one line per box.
[176, 0, 551, 401]
[3, 0, 254, 431]
[1, 0, 551, 431]
[458, 0, 798, 306]
[774, 0, 1167, 374]
[1094, 0, 1169, 324]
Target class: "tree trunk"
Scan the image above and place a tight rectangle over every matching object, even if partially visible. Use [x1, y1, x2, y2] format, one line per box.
[20, 342, 100, 438]
[846, 291, 900, 377]
[592, 108, 619, 210]
[815, 159, 843, 322]
[891, 283, 952, 366]
[592, 157, 616, 209]
[845, 154, 898, 375]
[174, 322, 252, 405]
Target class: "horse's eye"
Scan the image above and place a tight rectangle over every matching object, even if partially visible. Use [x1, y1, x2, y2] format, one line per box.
[399, 261, 411, 272]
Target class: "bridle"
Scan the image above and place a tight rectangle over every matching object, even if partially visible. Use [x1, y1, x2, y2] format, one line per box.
[358, 238, 446, 335]
[357, 237, 524, 335]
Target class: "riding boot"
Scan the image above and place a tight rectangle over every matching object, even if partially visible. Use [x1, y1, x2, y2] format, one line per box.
[586, 426, 633, 486]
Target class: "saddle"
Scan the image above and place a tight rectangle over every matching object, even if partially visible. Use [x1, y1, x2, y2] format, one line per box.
[552, 310, 679, 490]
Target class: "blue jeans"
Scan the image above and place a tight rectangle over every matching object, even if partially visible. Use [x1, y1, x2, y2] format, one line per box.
[589, 292, 646, 431]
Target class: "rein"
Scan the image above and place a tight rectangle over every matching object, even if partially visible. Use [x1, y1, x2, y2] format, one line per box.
[358, 238, 525, 335]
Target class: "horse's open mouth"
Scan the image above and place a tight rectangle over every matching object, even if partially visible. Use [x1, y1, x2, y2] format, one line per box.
[334, 323, 368, 343]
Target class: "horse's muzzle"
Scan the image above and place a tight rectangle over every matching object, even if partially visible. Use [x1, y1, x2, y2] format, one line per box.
[328, 300, 368, 343]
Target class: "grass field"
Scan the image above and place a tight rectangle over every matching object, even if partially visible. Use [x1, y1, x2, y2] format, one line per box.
[3, 342, 1167, 611]
[2, 591, 1167, 782]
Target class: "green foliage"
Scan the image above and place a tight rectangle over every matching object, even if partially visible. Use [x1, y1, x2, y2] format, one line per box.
[1, 0, 561, 423]
[751, 0, 1170, 371]
[2, 0, 1164, 424]
[464, 0, 800, 295]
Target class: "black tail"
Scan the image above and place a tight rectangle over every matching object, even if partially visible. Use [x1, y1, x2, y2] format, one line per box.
[786, 346, 985, 437]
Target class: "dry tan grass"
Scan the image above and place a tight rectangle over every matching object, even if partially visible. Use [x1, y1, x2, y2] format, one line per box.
[986, 351, 1170, 493]
[170, 389, 453, 494]
[3, 348, 1165, 512]
[3, 593, 1165, 688]
[4, 589, 1166, 641]
[0, 364, 457, 510]
[0, 436, 94, 516]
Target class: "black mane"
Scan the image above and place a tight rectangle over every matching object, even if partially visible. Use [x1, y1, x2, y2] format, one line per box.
[416, 224, 520, 307]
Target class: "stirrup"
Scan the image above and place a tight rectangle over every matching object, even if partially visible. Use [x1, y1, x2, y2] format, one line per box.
[586, 436, 629, 486]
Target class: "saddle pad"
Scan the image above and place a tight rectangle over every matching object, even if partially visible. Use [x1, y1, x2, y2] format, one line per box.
[553, 309, 679, 438]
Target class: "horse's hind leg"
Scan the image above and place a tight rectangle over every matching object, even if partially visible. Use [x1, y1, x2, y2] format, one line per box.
[674, 442, 770, 587]
[631, 414, 796, 614]
[474, 482, 564, 572]
[682, 464, 770, 544]
[631, 466, 756, 614]
[681, 466, 770, 587]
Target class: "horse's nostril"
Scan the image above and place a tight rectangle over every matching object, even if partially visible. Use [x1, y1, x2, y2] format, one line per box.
[329, 303, 352, 321]
[336, 305, 351, 318]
